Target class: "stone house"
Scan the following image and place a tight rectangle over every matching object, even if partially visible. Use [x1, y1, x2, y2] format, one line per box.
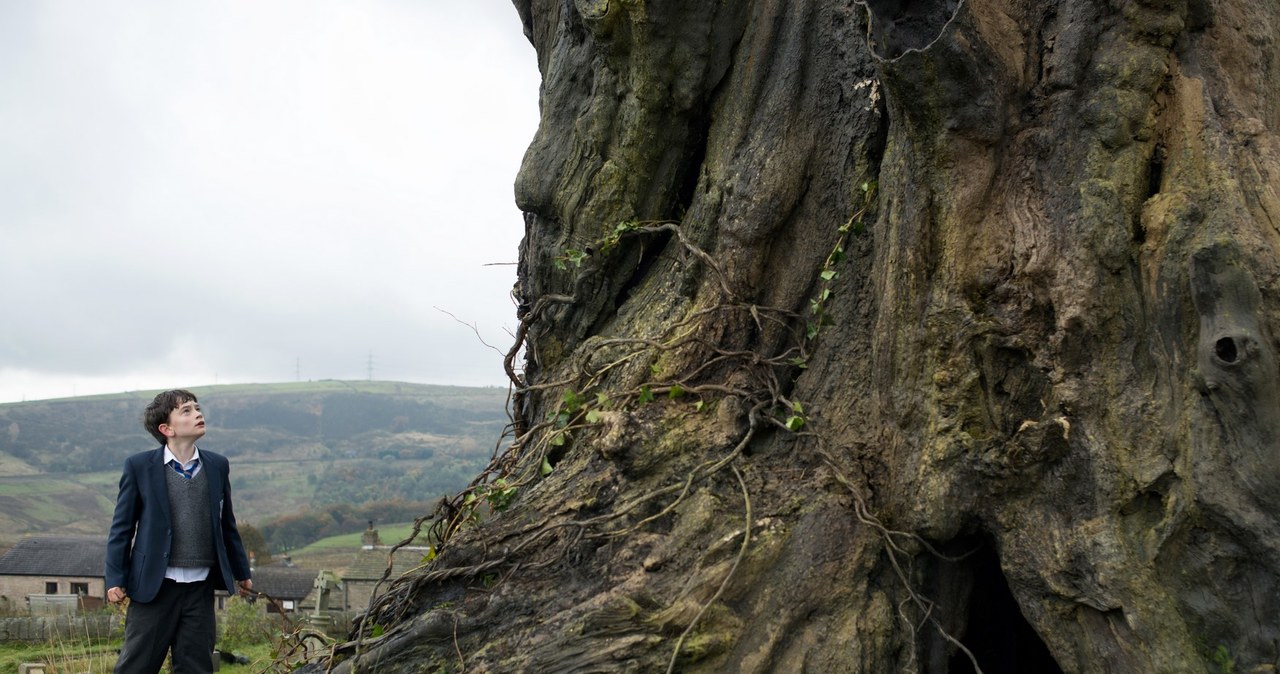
[340, 545, 433, 611]
[248, 564, 319, 613]
[0, 535, 294, 614]
[0, 536, 107, 614]
[338, 523, 432, 611]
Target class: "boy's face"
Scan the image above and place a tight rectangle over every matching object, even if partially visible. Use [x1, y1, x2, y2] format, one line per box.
[159, 400, 205, 443]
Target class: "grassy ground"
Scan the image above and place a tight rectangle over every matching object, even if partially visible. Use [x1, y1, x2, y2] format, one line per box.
[282, 520, 430, 574]
[0, 639, 279, 673]
[1, 598, 291, 673]
[291, 521, 428, 551]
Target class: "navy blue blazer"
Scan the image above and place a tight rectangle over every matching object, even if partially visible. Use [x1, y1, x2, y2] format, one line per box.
[104, 447, 252, 603]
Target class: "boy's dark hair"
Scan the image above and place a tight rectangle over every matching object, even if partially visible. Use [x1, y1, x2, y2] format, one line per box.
[143, 390, 198, 445]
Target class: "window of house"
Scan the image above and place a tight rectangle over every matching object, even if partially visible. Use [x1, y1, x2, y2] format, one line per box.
[45, 581, 58, 594]
[70, 583, 89, 596]
[268, 600, 296, 614]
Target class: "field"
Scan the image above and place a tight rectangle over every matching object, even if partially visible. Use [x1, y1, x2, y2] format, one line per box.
[266, 521, 426, 574]
[292, 521, 429, 552]
[0, 380, 509, 551]
[0, 635, 277, 673]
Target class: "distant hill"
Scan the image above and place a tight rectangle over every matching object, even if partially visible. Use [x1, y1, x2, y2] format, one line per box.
[0, 381, 510, 548]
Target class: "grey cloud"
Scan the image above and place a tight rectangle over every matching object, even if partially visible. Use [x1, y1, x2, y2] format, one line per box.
[0, 0, 538, 402]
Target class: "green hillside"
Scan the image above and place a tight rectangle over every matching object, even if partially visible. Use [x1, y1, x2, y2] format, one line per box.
[0, 380, 510, 549]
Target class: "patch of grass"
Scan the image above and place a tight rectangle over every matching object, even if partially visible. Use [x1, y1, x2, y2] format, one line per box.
[77, 471, 122, 488]
[0, 482, 53, 495]
[292, 521, 427, 553]
[0, 634, 120, 674]
[0, 452, 40, 476]
[217, 642, 277, 671]
[0, 630, 279, 673]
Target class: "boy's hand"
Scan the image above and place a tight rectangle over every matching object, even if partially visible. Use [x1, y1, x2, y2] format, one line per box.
[107, 586, 127, 603]
[238, 579, 254, 596]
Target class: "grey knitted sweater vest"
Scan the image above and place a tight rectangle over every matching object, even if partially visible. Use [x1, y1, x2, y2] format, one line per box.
[165, 466, 215, 568]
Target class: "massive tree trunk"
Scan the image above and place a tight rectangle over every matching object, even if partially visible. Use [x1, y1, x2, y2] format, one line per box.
[312, 0, 1280, 671]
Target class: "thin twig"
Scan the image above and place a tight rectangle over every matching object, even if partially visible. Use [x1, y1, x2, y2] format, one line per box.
[434, 306, 505, 356]
[453, 614, 466, 671]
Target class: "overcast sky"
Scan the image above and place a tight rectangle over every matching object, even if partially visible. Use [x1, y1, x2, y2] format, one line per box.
[0, 1, 541, 403]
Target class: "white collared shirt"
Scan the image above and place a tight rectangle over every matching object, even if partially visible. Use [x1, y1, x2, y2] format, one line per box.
[161, 445, 211, 583]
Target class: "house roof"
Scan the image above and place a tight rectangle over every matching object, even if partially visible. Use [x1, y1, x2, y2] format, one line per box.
[250, 566, 318, 601]
[343, 547, 432, 582]
[0, 536, 106, 577]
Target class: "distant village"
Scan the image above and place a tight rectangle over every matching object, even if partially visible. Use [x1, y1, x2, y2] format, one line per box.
[0, 523, 427, 629]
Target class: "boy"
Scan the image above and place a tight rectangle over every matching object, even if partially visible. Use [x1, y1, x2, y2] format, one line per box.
[105, 389, 253, 673]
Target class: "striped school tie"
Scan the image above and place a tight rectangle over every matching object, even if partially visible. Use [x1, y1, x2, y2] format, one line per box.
[171, 459, 199, 480]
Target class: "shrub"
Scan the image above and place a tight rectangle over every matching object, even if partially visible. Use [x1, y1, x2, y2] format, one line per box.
[219, 597, 274, 650]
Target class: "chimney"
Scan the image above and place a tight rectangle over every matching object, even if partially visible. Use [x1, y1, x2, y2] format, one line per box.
[361, 520, 381, 550]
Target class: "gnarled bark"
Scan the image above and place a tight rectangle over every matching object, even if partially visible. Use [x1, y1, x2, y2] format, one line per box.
[308, 0, 1280, 671]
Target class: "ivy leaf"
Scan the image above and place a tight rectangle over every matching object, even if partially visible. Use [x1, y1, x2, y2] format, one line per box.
[785, 415, 806, 432]
[585, 409, 601, 423]
[563, 389, 584, 413]
[820, 269, 837, 281]
[550, 431, 566, 446]
[371, 624, 385, 638]
[694, 400, 706, 412]
[638, 387, 655, 404]
[668, 384, 685, 399]
[541, 455, 554, 476]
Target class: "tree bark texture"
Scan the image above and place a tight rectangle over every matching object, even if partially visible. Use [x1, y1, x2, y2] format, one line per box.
[314, 0, 1280, 671]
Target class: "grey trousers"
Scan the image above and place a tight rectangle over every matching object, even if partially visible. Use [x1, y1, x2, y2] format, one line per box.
[114, 578, 216, 674]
